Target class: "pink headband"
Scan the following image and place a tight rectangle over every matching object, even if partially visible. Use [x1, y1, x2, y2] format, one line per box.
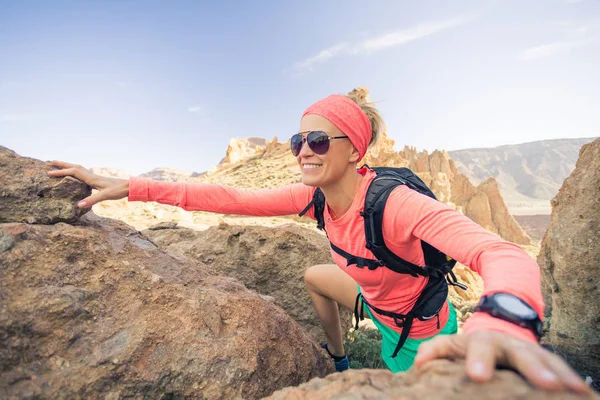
[302, 94, 372, 162]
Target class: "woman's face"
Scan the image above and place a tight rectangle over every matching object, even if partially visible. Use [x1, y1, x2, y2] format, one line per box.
[296, 114, 359, 187]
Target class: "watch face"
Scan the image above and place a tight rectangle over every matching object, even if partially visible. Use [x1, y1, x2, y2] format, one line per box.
[495, 293, 537, 319]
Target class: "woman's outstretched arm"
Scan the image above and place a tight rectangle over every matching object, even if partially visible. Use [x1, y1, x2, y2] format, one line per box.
[48, 161, 316, 218]
[129, 176, 316, 217]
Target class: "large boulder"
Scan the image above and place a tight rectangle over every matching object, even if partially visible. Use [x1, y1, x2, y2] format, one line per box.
[0, 146, 91, 224]
[265, 359, 598, 399]
[142, 223, 352, 343]
[0, 214, 332, 399]
[0, 148, 333, 399]
[538, 138, 600, 389]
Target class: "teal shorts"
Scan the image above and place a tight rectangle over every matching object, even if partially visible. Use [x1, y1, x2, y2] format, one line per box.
[357, 286, 458, 373]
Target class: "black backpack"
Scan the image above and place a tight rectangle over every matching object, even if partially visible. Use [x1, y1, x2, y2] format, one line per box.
[299, 166, 467, 358]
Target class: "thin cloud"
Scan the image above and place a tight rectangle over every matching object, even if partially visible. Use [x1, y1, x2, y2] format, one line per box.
[187, 105, 203, 113]
[520, 22, 598, 60]
[294, 16, 472, 72]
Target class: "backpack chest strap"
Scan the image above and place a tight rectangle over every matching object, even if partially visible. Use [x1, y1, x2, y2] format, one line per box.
[329, 242, 384, 270]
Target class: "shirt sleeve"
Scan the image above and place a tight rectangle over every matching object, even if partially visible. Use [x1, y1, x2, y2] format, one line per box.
[382, 185, 544, 342]
[128, 177, 317, 218]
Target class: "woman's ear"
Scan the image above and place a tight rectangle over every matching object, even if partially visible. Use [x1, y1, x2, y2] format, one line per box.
[349, 146, 361, 163]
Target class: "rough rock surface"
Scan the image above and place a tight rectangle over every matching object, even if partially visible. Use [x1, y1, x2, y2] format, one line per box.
[264, 359, 598, 400]
[142, 223, 352, 342]
[0, 146, 91, 224]
[538, 138, 600, 389]
[0, 214, 333, 399]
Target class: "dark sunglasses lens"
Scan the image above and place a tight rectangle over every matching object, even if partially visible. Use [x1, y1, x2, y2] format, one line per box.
[290, 134, 303, 156]
[307, 131, 330, 155]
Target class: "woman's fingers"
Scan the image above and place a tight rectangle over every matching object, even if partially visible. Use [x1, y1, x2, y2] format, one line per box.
[47, 167, 78, 177]
[47, 161, 99, 187]
[78, 191, 105, 208]
[542, 350, 592, 395]
[415, 332, 592, 396]
[497, 337, 564, 391]
[49, 160, 79, 169]
[464, 332, 497, 382]
[78, 182, 130, 208]
[414, 335, 465, 367]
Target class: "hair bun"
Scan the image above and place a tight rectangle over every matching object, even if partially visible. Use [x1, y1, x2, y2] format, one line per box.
[347, 86, 370, 105]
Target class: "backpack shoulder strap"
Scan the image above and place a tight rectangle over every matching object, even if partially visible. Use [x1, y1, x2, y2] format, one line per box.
[298, 188, 326, 231]
[363, 171, 429, 277]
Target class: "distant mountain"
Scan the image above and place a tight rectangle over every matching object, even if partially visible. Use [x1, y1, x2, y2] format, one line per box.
[138, 167, 198, 182]
[449, 137, 597, 215]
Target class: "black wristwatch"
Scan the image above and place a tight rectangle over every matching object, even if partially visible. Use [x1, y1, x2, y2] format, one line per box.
[476, 293, 543, 341]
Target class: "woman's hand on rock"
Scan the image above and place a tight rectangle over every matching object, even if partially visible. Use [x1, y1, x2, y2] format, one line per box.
[414, 330, 591, 395]
[47, 160, 130, 208]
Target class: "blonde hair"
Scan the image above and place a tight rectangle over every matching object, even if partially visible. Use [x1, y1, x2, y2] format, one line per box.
[346, 87, 385, 149]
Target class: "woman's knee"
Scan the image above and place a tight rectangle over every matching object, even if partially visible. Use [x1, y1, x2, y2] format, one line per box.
[304, 264, 358, 311]
[304, 264, 329, 293]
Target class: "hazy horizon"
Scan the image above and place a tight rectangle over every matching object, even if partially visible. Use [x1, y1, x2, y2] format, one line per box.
[1, 1, 599, 175]
[76, 135, 600, 176]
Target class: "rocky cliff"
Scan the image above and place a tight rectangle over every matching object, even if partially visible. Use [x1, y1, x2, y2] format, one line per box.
[219, 137, 270, 165]
[538, 138, 600, 390]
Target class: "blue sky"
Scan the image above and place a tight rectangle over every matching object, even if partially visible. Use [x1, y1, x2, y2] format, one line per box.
[1, 0, 599, 175]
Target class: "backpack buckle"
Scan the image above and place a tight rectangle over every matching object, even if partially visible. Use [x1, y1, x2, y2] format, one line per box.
[392, 314, 406, 327]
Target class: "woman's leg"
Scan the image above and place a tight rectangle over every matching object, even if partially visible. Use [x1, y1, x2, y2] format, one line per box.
[304, 264, 365, 357]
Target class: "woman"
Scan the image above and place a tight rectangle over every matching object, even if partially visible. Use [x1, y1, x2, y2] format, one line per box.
[48, 92, 590, 395]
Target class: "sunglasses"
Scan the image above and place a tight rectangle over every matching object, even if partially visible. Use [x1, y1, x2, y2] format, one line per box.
[290, 131, 349, 156]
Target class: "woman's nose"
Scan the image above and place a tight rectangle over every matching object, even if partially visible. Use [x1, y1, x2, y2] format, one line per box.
[298, 137, 313, 157]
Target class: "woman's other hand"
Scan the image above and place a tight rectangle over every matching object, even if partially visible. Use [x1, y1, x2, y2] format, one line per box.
[414, 331, 592, 396]
[47, 160, 130, 208]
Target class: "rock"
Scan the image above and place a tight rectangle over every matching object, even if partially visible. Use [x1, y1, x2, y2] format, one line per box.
[143, 223, 352, 343]
[264, 359, 598, 399]
[147, 221, 180, 230]
[219, 137, 270, 165]
[538, 138, 600, 390]
[0, 146, 91, 224]
[0, 213, 333, 399]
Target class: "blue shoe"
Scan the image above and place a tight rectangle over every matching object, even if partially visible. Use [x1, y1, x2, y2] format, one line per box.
[321, 343, 349, 372]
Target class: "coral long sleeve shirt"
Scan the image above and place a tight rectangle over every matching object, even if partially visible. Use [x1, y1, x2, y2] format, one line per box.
[129, 167, 544, 342]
